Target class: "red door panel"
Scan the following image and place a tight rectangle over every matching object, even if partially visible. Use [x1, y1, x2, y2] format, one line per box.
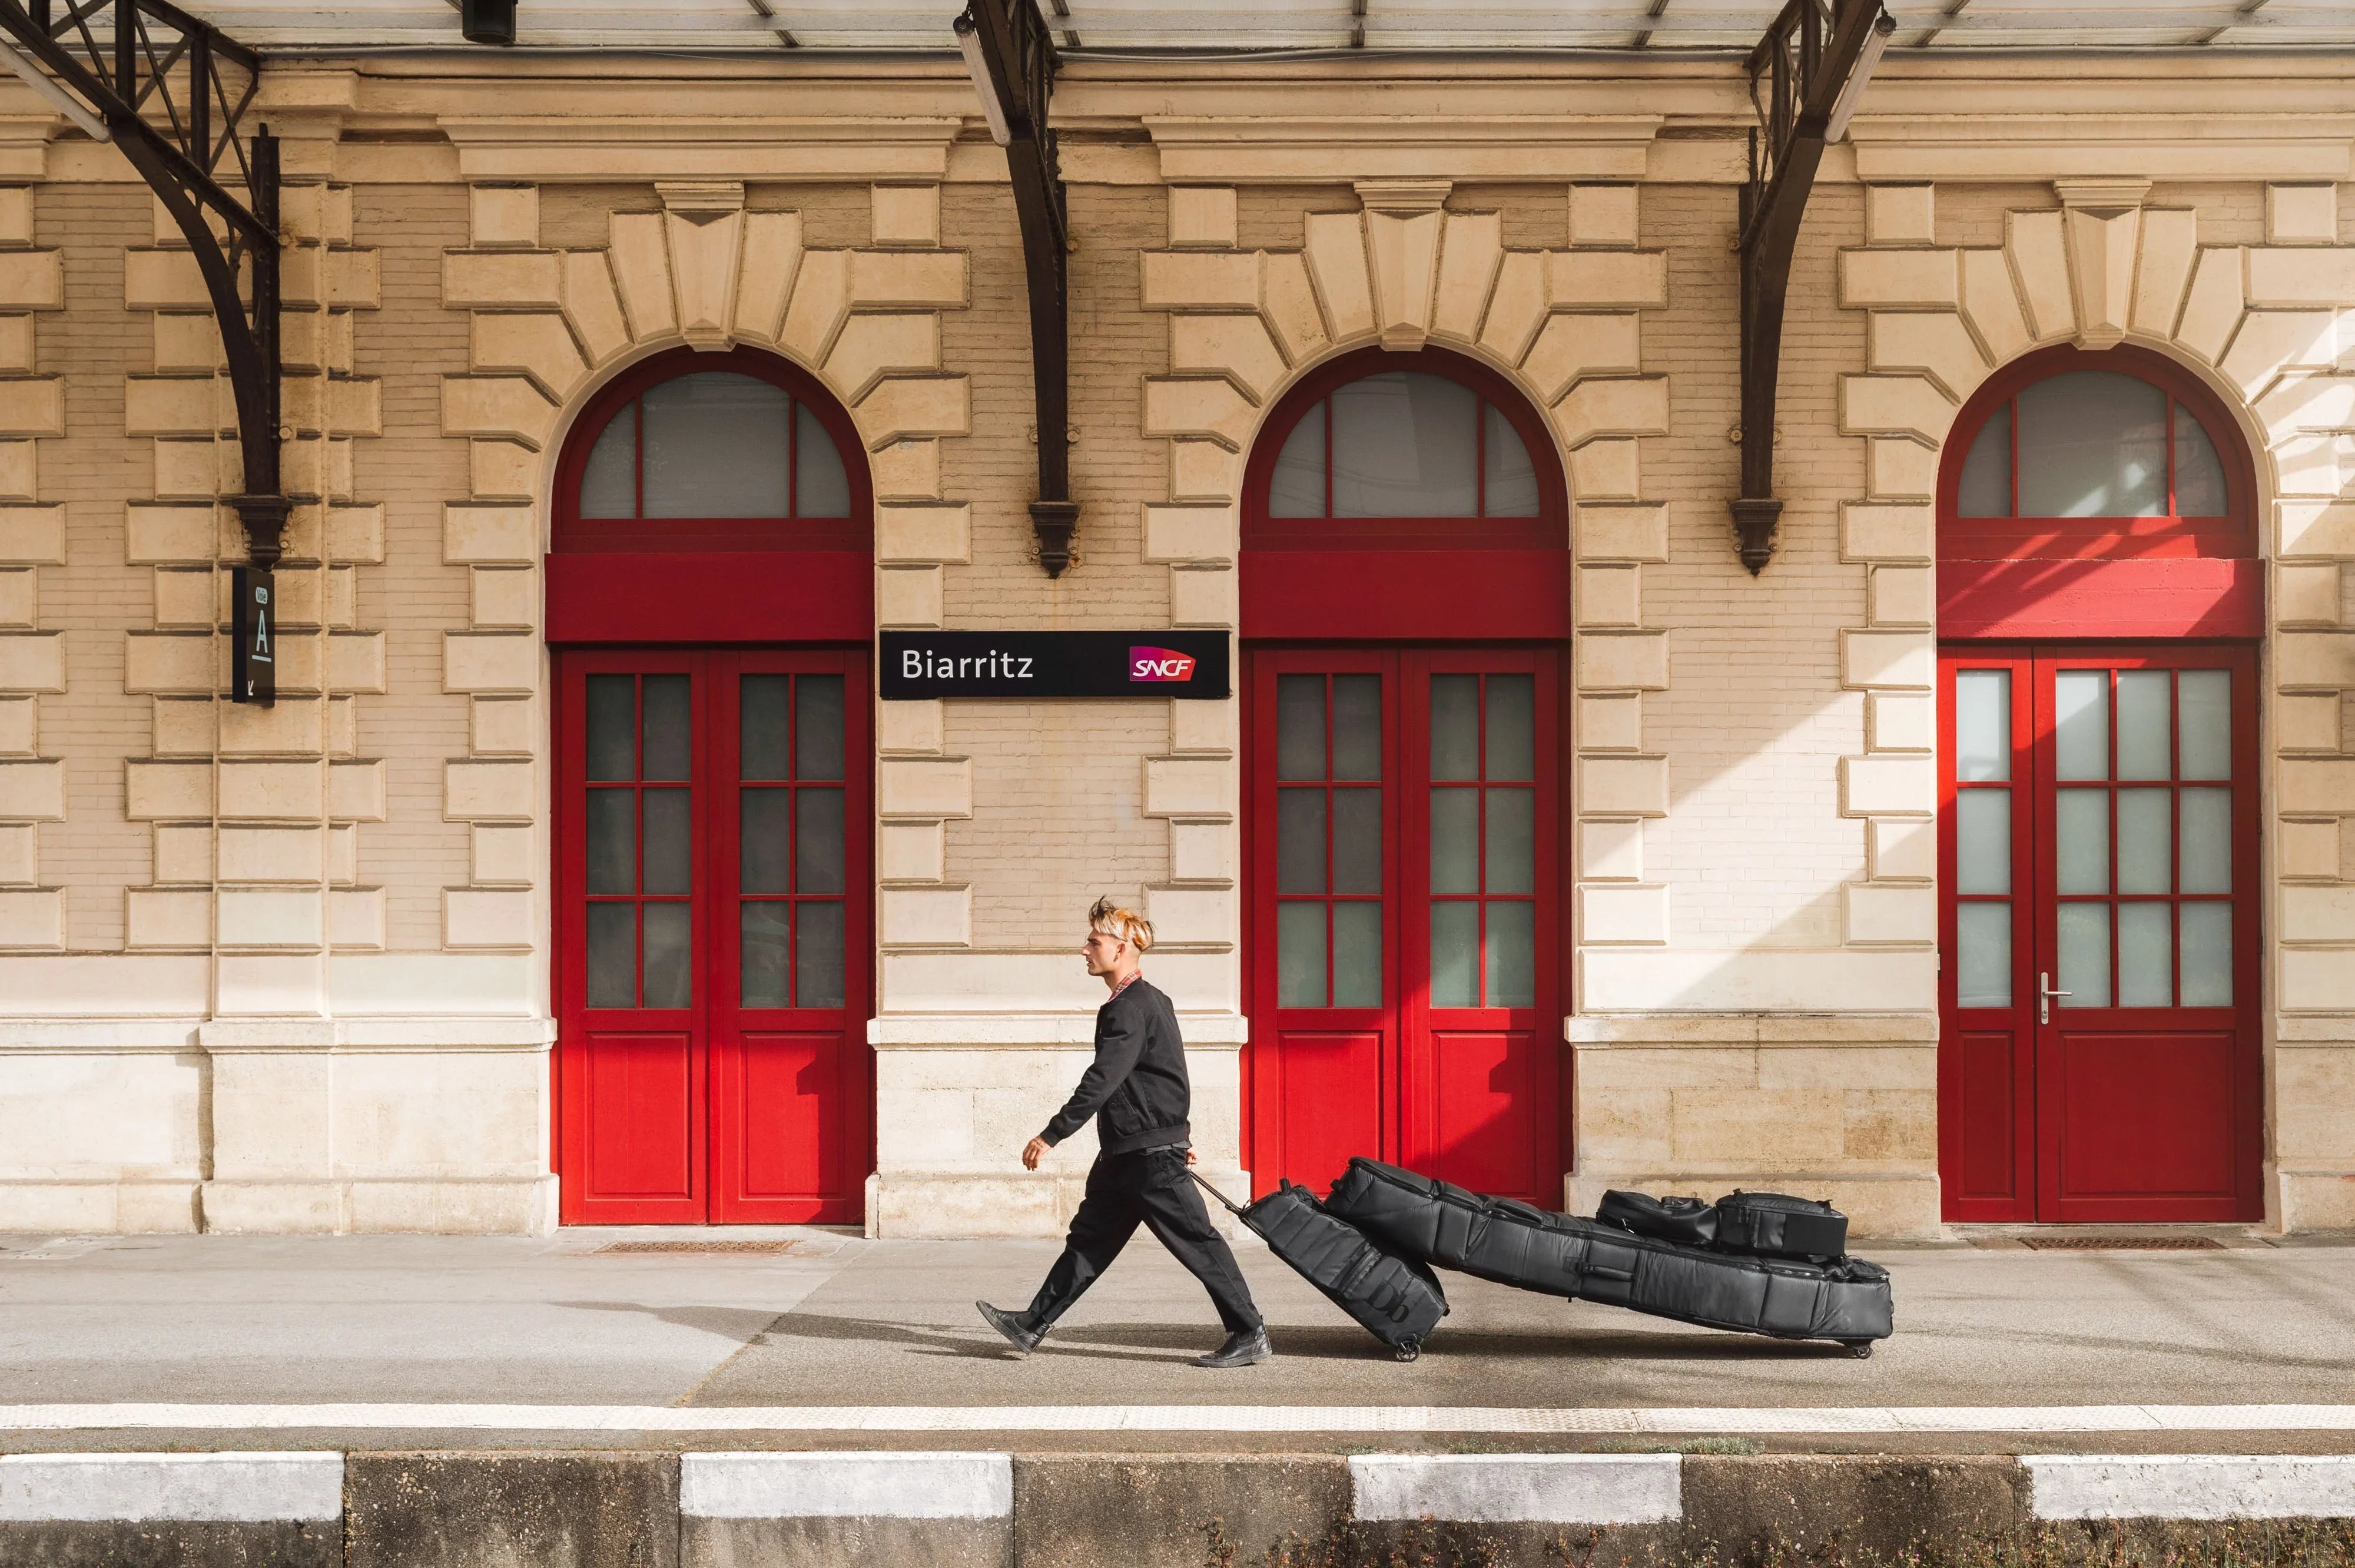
[556, 648, 870, 1226]
[1247, 647, 1560, 1206]
[578, 1030, 700, 1212]
[1938, 645, 2259, 1223]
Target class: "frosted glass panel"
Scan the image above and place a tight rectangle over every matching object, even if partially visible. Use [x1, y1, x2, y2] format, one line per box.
[642, 902, 692, 1008]
[794, 403, 850, 516]
[2179, 903, 2232, 1006]
[1484, 403, 1540, 516]
[1955, 669, 2011, 782]
[739, 675, 791, 781]
[1268, 403, 1326, 517]
[2115, 671, 2172, 780]
[1276, 788, 1325, 894]
[741, 903, 790, 1009]
[795, 787, 844, 894]
[796, 901, 845, 1009]
[1331, 788, 1382, 896]
[796, 675, 845, 781]
[1430, 901, 1478, 1007]
[1957, 405, 2011, 518]
[2118, 904, 2172, 1007]
[641, 790, 691, 895]
[1278, 903, 1326, 1007]
[1485, 675, 1535, 780]
[1955, 789, 2011, 895]
[2174, 402, 2227, 516]
[641, 675, 691, 781]
[2057, 902, 2111, 1008]
[585, 790, 634, 894]
[586, 903, 635, 1008]
[2056, 789, 2111, 894]
[2115, 789, 2171, 895]
[641, 373, 792, 519]
[2054, 671, 2109, 780]
[1429, 788, 1480, 895]
[2179, 787, 2232, 894]
[2016, 370, 2167, 517]
[1430, 675, 1481, 781]
[1332, 675, 1383, 781]
[585, 675, 636, 781]
[579, 403, 636, 518]
[1481, 788, 1531, 896]
[1331, 372, 1480, 517]
[1277, 676, 1325, 781]
[1332, 901, 1382, 1009]
[1485, 901, 1535, 1007]
[2178, 670, 2231, 780]
[1956, 902, 2011, 1007]
[739, 789, 791, 894]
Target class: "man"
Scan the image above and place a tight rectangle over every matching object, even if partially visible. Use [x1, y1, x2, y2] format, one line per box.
[976, 897, 1271, 1368]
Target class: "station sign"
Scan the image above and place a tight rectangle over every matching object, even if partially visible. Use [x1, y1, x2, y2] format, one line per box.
[880, 631, 1229, 700]
[231, 566, 276, 707]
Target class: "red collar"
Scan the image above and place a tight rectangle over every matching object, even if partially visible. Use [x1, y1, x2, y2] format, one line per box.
[1106, 970, 1145, 1002]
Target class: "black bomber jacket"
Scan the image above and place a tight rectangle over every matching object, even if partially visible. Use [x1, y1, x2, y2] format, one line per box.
[1037, 976, 1192, 1156]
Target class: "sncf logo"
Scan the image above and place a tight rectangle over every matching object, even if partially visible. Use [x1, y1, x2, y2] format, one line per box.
[1129, 647, 1198, 683]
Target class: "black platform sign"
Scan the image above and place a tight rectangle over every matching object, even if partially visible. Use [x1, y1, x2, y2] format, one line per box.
[881, 631, 1229, 700]
[231, 566, 276, 707]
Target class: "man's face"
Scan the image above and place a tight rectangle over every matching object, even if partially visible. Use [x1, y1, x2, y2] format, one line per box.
[1081, 929, 1125, 976]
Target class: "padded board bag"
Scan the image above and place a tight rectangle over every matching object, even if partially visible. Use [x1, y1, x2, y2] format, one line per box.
[1713, 1191, 1847, 1262]
[1190, 1170, 1447, 1361]
[1323, 1158, 1890, 1354]
[1597, 1189, 1719, 1248]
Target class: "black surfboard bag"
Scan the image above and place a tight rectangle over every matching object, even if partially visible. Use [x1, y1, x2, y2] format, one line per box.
[1191, 1170, 1447, 1361]
[1322, 1158, 1890, 1347]
[1597, 1189, 1719, 1247]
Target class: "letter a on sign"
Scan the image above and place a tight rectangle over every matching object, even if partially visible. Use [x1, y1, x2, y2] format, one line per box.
[231, 566, 276, 707]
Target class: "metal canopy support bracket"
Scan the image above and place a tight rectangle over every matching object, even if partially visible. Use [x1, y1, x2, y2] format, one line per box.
[957, 0, 1076, 578]
[1730, 0, 1892, 575]
[0, 0, 284, 587]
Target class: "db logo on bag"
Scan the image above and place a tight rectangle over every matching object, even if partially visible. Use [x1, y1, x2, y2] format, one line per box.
[1129, 647, 1198, 683]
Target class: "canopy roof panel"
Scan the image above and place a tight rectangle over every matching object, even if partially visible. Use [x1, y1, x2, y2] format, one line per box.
[197, 0, 2355, 54]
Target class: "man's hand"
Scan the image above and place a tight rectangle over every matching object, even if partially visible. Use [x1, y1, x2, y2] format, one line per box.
[1022, 1136, 1050, 1171]
[1185, 1146, 1199, 1167]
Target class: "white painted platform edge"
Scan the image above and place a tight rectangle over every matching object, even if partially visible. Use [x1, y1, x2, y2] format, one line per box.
[681, 1451, 1013, 1520]
[2027, 1456, 2355, 1521]
[1351, 1454, 1682, 1525]
[4, 1403, 2355, 1435]
[0, 1453, 343, 1523]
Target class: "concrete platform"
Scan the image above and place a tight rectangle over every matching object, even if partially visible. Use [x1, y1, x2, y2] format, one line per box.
[1, 1227, 2351, 1455]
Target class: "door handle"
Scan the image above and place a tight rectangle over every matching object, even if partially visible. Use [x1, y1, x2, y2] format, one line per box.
[2038, 971, 2071, 1025]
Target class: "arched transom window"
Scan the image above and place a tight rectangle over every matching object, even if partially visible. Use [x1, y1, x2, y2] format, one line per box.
[1941, 347, 2250, 561]
[556, 348, 868, 554]
[1245, 350, 1565, 554]
[1269, 370, 1540, 519]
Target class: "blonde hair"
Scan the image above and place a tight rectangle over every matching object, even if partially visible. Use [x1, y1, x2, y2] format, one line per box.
[1087, 895, 1155, 954]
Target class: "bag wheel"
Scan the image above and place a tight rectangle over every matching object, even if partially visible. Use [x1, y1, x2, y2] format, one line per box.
[1393, 1338, 1421, 1363]
[1840, 1340, 1874, 1360]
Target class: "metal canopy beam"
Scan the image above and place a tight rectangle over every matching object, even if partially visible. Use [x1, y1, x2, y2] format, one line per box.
[1728, 0, 1892, 574]
[0, 0, 285, 571]
[957, 0, 1077, 578]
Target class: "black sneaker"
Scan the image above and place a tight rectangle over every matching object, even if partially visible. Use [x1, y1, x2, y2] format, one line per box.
[1195, 1327, 1273, 1368]
[976, 1300, 1043, 1357]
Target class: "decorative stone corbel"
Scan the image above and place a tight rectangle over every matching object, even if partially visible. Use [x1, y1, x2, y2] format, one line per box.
[2054, 178, 2151, 350]
[1356, 179, 1452, 351]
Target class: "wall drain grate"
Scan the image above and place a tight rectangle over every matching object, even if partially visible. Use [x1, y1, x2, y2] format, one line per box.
[2016, 1236, 2224, 1251]
[596, 1239, 809, 1255]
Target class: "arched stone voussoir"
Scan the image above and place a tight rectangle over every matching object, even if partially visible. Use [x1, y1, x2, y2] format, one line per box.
[469, 313, 589, 405]
[851, 374, 970, 450]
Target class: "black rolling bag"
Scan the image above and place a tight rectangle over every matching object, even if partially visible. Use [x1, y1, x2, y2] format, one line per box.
[1713, 1191, 1848, 1262]
[1190, 1170, 1447, 1361]
[1597, 1189, 1719, 1247]
[1323, 1158, 1890, 1354]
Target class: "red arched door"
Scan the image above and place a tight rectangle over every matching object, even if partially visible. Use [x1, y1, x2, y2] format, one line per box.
[1242, 348, 1571, 1206]
[1935, 345, 2263, 1222]
[550, 349, 873, 1224]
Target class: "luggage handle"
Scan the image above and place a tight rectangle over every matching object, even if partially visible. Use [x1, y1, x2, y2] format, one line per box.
[1188, 1166, 1250, 1218]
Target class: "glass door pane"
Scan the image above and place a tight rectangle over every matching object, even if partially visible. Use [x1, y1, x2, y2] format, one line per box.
[739, 672, 848, 1010]
[1275, 672, 1384, 1009]
[582, 672, 692, 1010]
[1428, 672, 1535, 1010]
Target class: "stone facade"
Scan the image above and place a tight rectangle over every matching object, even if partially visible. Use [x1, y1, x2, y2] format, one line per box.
[0, 55, 2348, 1235]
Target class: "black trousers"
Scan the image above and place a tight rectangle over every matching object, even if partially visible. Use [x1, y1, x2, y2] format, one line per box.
[1024, 1146, 1263, 1335]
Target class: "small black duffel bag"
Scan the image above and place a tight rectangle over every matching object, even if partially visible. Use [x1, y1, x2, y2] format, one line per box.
[1713, 1191, 1847, 1261]
[1597, 1189, 1719, 1247]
